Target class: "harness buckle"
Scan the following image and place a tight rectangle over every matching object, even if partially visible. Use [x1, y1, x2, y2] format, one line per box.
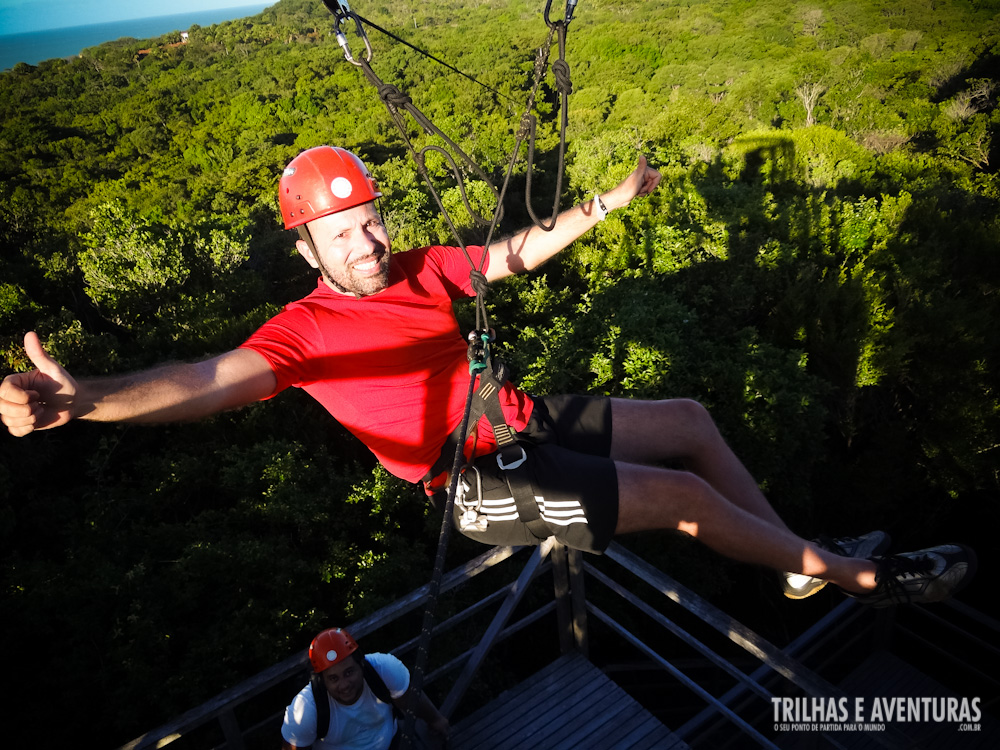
[496, 445, 527, 471]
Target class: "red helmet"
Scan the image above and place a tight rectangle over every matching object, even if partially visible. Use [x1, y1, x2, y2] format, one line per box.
[279, 146, 382, 229]
[309, 628, 359, 673]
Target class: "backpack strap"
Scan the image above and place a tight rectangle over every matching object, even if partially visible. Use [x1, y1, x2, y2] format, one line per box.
[362, 656, 403, 719]
[310, 656, 401, 742]
[310, 673, 332, 742]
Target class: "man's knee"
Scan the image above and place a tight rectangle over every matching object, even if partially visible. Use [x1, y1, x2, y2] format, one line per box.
[660, 397, 711, 423]
[616, 463, 720, 534]
[658, 398, 719, 443]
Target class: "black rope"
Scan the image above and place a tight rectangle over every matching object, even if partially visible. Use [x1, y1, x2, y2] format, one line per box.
[357, 58, 501, 264]
[354, 11, 519, 107]
[317, 3, 581, 738]
[524, 21, 572, 231]
[409, 367, 479, 693]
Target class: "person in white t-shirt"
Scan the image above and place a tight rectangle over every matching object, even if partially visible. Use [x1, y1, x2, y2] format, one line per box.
[281, 627, 449, 750]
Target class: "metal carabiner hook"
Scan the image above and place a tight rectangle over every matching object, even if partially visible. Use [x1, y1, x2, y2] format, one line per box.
[544, 0, 579, 28]
[323, 0, 373, 66]
[457, 465, 488, 532]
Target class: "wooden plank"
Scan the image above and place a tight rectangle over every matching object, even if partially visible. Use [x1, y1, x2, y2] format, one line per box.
[453, 653, 592, 727]
[551, 543, 574, 653]
[568, 547, 589, 656]
[490, 669, 623, 750]
[488, 652, 595, 709]
[613, 715, 678, 750]
[442, 539, 556, 717]
[565, 700, 649, 748]
[604, 542, 846, 700]
[679, 598, 862, 740]
[422, 601, 556, 688]
[451, 655, 597, 748]
[450, 653, 689, 750]
[834, 650, 1000, 750]
[639, 725, 690, 750]
[450, 654, 595, 747]
[522, 687, 640, 750]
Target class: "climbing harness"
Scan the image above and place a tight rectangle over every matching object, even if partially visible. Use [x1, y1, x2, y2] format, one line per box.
[316, 0, 582, 737]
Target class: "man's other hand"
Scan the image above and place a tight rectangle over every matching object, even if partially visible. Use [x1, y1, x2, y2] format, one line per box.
[1, 331, 78, 436]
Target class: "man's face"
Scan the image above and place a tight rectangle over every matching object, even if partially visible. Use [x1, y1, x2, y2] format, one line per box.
[299, 201, 392, 296]
[321, 655, 365, 705]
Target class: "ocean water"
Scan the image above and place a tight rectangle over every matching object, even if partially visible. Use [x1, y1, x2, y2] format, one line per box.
[0, 4, 273, 71]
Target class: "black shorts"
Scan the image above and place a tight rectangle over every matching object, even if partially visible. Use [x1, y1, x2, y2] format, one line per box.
[453, 394, 618, 554]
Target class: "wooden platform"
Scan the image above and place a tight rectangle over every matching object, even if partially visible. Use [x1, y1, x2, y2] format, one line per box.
[449, 652, 689, 749]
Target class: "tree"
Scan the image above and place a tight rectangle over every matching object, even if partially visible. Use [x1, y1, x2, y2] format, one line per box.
[795, 81, 827, 126]
[78, 201, 189, 325]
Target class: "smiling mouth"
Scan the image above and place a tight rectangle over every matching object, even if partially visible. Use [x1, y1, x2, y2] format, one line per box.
[351, 248, 386, 274]
[353, 257, 380, 272]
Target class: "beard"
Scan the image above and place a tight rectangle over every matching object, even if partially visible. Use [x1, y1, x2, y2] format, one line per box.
[326, 243, 391, 297]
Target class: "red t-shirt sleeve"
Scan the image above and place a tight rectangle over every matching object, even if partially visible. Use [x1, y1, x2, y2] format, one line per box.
[238, 303, 323, 399]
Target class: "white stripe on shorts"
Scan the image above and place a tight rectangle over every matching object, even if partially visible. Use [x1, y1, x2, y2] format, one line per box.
[479, 495, 587, 526]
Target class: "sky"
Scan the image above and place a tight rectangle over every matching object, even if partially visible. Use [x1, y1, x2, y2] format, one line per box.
[0, 0, 267, 35]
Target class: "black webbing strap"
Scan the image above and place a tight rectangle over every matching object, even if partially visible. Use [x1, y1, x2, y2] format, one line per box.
[310, 673, 330, 741]
[424, 360, 550, 541]
[423, 358, 507, 482]
[476, 367, 550, 541]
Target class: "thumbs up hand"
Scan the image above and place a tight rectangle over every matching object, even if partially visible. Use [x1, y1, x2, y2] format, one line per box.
[603, 154, 662, 211]
[1, 332, 79, 436]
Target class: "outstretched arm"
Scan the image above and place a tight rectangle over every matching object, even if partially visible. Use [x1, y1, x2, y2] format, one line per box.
[486, 154, 661, 281]
[0, 331, 276, 437]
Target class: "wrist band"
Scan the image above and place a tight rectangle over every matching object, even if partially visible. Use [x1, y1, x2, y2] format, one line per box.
[593, 193, 608, 221]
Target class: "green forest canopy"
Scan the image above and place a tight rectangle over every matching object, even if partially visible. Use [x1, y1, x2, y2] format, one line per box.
[1, 0, 998, 745]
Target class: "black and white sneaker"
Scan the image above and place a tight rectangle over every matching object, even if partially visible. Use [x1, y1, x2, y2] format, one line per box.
[849, 544, 977, 608]
[781, 531, 892, 600]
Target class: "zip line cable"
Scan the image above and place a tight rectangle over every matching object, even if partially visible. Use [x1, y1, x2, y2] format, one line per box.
[326, 3, 521, 108]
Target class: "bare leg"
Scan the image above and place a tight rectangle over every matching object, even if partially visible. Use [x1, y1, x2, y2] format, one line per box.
[614, 462, 877, 592]
[609, 398, 876, 593]
[611, 398, 790, 531]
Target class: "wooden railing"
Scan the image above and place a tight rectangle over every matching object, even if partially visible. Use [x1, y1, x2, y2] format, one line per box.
[121, 538, 990, 750]
[118, 543, 566, 750]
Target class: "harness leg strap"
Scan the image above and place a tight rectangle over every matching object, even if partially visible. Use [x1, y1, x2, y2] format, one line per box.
[497, 443, 550, 540]
[479, 367, 551, 541]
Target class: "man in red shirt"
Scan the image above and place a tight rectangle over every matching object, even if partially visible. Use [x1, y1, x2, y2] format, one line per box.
[0, 146, 975, 608]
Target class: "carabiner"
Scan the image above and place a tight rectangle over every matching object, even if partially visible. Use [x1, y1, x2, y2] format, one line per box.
[457, 465, 488, 532]
[544, 0, 579, 28]
[323, 0, 372, 65]
[466, 329, 494, 374]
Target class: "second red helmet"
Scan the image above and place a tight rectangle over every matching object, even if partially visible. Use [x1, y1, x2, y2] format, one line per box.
[308, 627, 359, 673]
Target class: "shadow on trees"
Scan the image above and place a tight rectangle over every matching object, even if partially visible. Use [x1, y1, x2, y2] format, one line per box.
[540, 135, 999, 631]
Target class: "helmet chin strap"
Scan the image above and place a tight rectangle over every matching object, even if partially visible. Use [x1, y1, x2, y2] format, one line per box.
[297, 226, 357, 297]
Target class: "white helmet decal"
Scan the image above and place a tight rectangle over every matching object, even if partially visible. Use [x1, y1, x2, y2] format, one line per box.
[326, 649, 338, 663]
[330, 177, 353, 199]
